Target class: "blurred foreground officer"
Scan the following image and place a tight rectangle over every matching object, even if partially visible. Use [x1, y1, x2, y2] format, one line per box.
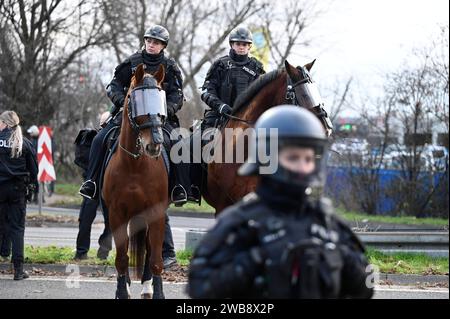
[0, 111, 38, 280]
[188, 105, 374, 299]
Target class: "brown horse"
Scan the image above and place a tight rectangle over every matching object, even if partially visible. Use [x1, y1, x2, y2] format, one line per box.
[103, 64, 168, 299]
[203, 60, 331, 215]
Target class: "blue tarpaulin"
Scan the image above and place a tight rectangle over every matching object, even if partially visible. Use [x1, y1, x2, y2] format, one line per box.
[325, 167, 448, 215]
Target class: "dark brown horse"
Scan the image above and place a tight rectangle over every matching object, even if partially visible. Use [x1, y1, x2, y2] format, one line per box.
[203, 60, 331, 215]
[103, 64, 169, 299]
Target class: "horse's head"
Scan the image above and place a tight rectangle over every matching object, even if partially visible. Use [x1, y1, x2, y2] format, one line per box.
[285, 60, 333, 136]
[125, 64, 166, 158]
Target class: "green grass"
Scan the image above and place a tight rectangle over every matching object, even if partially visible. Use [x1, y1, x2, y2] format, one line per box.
[16, 246, 192, 268]
[170, 200, 215, 213]
[337, 208, 449, 226]
[176, 249, 193, 266]
[23, 246, 114, 266]
[8, 246, 447, 276]
[54, 183, 80, 196]
[366, 248, 449, 275]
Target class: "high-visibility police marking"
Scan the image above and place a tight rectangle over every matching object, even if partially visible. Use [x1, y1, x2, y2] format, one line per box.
[0, 139, 11, 148]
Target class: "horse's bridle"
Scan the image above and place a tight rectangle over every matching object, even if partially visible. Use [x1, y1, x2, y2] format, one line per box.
[286, 66, 333, 135]
[219, 66, 333, 136]
[119, 77, 166, 159]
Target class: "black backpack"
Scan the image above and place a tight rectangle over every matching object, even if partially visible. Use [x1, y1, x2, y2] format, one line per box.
[74, 129, 97, 171]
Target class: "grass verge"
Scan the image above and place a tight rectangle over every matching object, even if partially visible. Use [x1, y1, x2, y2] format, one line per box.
[366, 248, 448, 275]
[337, 208, 448, 227]
[2, 246, 446, 276]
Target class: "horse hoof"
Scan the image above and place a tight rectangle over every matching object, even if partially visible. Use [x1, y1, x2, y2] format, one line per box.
[141, 293, 152, 299]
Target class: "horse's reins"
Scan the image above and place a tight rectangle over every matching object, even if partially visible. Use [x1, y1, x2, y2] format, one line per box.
[222, 68, 310, 126]
[222, 113, 254, 125]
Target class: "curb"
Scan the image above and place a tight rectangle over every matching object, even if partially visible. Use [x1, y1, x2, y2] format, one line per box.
[27, 205, 449, 228]
[0, 263, 448, 285]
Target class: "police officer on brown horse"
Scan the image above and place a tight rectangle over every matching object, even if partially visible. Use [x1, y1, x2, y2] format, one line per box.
[200, 26, 265, 130]
[79, 25, 184, 268]
[79, 25, 189, 206]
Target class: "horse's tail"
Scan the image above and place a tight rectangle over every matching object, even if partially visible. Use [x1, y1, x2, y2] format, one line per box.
[128, 217, 147, 280]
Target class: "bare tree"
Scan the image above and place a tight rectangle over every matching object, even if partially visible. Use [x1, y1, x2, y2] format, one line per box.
[327, 26, 449, 218]
[260, 0, 329, 68]
[0, 0, 110, 127]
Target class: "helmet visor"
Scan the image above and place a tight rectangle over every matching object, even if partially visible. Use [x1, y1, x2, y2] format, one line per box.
[294, 82, 324, 109]
[130, 87, 167, 118]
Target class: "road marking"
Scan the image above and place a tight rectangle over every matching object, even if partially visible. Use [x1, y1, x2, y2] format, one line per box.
[0, 275, 447, 293]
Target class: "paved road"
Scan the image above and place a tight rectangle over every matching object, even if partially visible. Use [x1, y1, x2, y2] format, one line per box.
[0, 276, 448, 299]
[25, 215, 215, 251]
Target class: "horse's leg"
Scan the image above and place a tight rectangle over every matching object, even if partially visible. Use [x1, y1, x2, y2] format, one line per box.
[148, 213, 165, 299]
[111, 220, 131, 299]
[140, 233, 153, 299]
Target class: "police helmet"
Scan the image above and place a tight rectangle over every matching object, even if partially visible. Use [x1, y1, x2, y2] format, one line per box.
[144, 25, 170, 45]
[238, 105, 328, 190]
[229, 27, 253, 44]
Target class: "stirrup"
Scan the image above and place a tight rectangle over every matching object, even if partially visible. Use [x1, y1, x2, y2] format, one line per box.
[188, 185, 201, 204]
[79, 180, 97, 200]
[171, 185, 187, 207]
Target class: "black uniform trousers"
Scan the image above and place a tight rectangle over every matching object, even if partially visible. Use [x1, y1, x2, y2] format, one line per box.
[0, 181, 26, 264]
[0, 203, 11, 258]
[76, 197, 112, 255]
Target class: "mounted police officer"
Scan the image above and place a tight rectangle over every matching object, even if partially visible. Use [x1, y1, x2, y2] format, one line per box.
[0, 111, 38, 280]
[188, 106, 374, 299]
[200, 26, 265, 130]
[79, 24, 188, 205]
[78, 25, 181, 268]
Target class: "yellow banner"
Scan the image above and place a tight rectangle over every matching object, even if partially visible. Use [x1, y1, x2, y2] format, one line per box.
[250, 27, 270, 70]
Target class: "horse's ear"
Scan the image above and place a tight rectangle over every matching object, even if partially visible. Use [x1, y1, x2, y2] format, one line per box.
[134, 64, 145, 83]
[304, 59, 316, 72]
[153, 64, 165, 84]
[284, 60, 298, 79]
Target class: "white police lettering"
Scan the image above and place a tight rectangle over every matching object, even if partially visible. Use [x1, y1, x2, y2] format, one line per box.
[0, 139, 11, 148]
[243, 66, 256, 77]
[176, 303, 210, 317]
[310, 224, 339, 242]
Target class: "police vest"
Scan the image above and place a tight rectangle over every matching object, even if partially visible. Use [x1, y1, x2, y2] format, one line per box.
[235, 196, 347, 299]
[218, 56, 262, 105]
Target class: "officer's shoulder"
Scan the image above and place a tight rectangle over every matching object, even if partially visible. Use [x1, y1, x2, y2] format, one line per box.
[165, 57, 181, 72]
[315, 198, 366, 251]
[165, 56, 177, 66]
[122, 51, 141, 65]
[218, 192, 262, 220]
[215, 55, 232, 68]
[315, 198, 347, 227]
[114, 53, 138, 72]
[250, 57, 263, 67]
[22, 137, 34, 152]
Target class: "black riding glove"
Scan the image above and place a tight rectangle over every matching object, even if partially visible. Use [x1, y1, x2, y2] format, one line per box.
[167, 103, 177, 119]
[218, 104, 232, 115]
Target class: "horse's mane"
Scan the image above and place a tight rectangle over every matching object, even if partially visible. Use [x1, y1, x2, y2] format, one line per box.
[232, 68, 285, 115]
